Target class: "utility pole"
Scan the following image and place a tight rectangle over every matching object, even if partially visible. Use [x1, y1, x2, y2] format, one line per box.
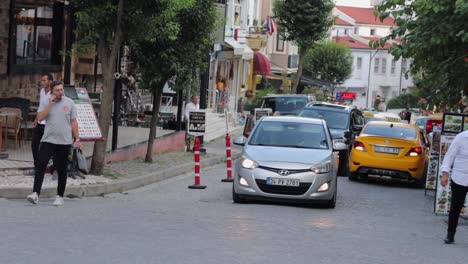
[366, 49, 379, 109]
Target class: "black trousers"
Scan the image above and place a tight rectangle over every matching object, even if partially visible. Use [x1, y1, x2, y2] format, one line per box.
[31, 124, 45, 169]
[32, 142, 71, 197]
[448, 180, 468, 233]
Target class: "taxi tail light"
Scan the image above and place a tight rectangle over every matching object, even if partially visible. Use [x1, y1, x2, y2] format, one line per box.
[353, 141, 366, 151]
[407, 147, 422, 157]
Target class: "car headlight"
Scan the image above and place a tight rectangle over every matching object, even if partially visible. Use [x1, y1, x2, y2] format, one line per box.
[318, 182, 329, 192]
[240, 156, 258, 169]
[311, 162, 331, 174]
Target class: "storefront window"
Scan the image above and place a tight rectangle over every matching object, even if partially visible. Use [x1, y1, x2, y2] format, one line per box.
[11, 2, 63, 69]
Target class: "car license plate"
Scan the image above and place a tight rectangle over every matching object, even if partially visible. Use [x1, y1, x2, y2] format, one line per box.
[374, 146, 399, 154]
[266, 177, 300, 187]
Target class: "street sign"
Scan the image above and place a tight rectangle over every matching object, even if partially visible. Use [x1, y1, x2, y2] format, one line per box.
[254, 108, 272, 122]
[188, 110, 206, 136]
[336, 92, 356, 100]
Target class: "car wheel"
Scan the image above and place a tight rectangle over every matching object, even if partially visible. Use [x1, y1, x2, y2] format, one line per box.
[411, 164, 428, 188]
[348, 172, 358, 181]
[338, 150, 349, 177]
[232, 186, 247, 204]
[324, 181, 337, 208]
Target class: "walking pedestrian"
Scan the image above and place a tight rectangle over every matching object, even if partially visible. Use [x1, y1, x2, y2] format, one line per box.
[440, 130, 468, 244]
[31, 74, 52, 169]
[184, 95, 199, 152]
[27, 81, 82, 206]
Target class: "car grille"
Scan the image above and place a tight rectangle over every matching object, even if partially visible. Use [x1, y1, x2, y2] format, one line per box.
[258, 166, 311, 175]
[255, 179, 312, 196]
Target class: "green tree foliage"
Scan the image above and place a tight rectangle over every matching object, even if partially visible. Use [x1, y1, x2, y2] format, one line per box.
[72, 0, 125, 175]
[130, 0, 217, 162]
[386, 93, 420, 109]
[304, 42, 353, 85]
[373, 0, 468, 108]
[274, 0, 335, 93]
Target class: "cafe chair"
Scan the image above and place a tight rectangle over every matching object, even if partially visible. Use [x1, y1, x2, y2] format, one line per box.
[0, 107, 23, 149]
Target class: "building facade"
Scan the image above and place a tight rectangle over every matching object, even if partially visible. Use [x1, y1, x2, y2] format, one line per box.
[331, 5, 414, 109]
[0, 0, 68, 103]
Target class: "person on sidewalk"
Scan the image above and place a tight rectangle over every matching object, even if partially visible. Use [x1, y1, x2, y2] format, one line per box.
[440, 130, 468, 244]
[27, 81, 82, 206]
[31, 74, 52, 170]
[184, 95, 199, 152]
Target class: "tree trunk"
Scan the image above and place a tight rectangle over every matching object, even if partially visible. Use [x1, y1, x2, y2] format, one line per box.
[145, 85, 163, 163]
[90, 0, 124, 175]
[292, 46, 307, 94]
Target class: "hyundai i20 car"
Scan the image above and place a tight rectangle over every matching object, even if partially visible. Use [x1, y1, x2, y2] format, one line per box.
[233, 116, 347, 208]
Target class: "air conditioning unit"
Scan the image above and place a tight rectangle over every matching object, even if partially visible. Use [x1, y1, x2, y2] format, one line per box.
[288, 55, 298, 68]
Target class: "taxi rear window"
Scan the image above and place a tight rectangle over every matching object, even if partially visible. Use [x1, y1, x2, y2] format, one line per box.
[363, 125, 416, 139]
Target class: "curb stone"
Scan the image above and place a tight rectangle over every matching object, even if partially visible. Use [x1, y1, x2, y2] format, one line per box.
[0, 152, 240, 199]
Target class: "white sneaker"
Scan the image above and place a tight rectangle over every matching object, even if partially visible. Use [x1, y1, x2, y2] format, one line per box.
[53, 196, 64, 206]
[26, 192, 39, 205]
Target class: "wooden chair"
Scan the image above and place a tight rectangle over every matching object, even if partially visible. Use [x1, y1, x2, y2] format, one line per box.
[0, 107, 23, 149]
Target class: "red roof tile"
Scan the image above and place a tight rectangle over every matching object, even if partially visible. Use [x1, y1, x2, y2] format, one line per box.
[362, 36, 394, 49]
[336, 6, 395, 26]
[335, 17, 353, 26]
[332, 36, 371, 49]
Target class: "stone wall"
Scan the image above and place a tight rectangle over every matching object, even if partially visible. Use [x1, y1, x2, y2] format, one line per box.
[0, 0, 9, 77]
[0, 0, 61, 103]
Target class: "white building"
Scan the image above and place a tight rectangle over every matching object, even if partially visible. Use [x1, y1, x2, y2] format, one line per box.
[331, 5, 414, 109]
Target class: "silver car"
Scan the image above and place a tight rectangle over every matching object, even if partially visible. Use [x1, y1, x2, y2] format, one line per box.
[233, 116, 347, 208]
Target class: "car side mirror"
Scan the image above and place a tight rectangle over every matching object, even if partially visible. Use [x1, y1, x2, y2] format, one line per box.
[233, 136, 248, 146]
[353, 124, 364, 131]
[333, 142, 347, 151]
[343, 131, 351, 139]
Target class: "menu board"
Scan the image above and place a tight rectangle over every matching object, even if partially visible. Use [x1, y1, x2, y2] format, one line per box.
[426, 156, 439, 190]
[425, 126, 441, 190]
[188, 110, 206, 136]
[254, 108, 272, 122]
[434, 135, 468, 215]
[442, 113, 466, 134]
[74, 87, 104, 141]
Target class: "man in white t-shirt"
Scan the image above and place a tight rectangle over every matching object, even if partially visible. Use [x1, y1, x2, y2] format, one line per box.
[184, 96, 199, 152]
[31, 73, 52, 169]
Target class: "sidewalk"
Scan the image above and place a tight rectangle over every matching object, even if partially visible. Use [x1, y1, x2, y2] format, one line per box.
[0, 127, 244, 199]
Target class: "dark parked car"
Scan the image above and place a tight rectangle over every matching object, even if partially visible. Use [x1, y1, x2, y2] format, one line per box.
[299, 102, 365, 176]
[260, 94, 315, 116]
[243, 94, 315, 137]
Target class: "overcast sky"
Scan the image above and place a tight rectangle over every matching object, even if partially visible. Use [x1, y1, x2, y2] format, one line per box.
[335, 0, 373, 7]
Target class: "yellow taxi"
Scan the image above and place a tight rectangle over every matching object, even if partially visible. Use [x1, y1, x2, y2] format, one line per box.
[349, 121, 429, 185]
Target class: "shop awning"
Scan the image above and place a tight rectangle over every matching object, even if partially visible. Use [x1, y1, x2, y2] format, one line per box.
[254, 52, 271, 75]
[224, 37, 253, 59]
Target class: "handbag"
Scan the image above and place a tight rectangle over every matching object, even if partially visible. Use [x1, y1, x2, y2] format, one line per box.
[75, 148, 89, 174]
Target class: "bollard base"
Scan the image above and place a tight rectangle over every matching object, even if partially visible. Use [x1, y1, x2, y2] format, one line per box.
[188, 184, 207, 189]
[221, 178, 234, 183]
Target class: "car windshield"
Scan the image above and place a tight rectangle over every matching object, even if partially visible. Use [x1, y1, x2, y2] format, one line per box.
[363, 124, 417, 139]
[299, 109, 349, 130]
[248, 121, 329, 149]
[415, 118, 427, 127]
[263, 97, 308, 114]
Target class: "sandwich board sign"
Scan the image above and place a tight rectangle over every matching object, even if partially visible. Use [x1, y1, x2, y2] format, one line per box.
[188, 110, 206, 136]
[254, 108, 272, 122]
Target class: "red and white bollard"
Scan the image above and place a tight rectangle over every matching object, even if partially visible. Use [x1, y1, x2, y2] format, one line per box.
[188, 137, 206, 189]
[221, 133, 234, 182]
